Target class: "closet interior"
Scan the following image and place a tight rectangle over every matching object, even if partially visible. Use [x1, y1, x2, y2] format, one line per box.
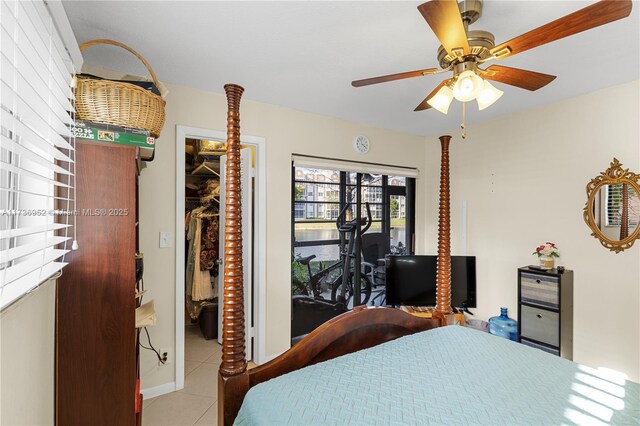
[184, 138, 224, 341]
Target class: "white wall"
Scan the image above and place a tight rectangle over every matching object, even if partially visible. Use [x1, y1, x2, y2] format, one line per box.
[424, 80, 640, 381]
[0, 279, 56, 425]
[138, 83, 428, 389]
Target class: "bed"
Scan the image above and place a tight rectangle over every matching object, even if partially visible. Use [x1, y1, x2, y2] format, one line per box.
[217, 84, 639, 425]
[236, 325, 640, 425]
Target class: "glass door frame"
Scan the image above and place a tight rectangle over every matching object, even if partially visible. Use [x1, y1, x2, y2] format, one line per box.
[385, 180, 415, 255]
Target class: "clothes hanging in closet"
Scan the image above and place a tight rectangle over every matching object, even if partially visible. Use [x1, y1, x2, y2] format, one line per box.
[185, 205, 219, 319]
[199, 216, 219, 271]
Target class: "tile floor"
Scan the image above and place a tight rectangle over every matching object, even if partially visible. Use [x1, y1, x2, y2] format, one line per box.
[143, 325, 221, 426]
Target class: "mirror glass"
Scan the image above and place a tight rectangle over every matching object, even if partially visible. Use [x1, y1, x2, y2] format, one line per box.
[591, 183, 640, 241]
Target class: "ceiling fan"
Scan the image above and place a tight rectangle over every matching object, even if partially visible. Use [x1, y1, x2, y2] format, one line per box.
[352, 0, 632, 114]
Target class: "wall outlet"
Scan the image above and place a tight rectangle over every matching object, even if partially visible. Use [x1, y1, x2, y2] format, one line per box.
[159, 348, 171, 365]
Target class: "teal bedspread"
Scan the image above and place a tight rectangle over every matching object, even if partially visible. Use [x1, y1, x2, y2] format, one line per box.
[235, 326, 639, 425]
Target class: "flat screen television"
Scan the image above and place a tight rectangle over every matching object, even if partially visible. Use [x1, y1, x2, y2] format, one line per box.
[385, 255, 476, 308]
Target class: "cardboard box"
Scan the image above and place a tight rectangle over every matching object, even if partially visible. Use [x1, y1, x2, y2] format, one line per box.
[70, 120, 155, 160]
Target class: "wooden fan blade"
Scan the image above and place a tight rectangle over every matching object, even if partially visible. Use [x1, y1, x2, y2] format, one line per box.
[415, 79, 450, 111]
[418, 0, 470, 56]
[491, 0, 632, 60]
[351, 68, 439, 87]
[483, 65, 556, 91]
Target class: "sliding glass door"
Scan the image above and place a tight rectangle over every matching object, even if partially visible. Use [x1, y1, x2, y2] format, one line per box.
[291, 164, 416, 342]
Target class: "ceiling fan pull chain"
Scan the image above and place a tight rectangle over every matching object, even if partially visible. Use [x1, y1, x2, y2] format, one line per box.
[461, 102, 467, 140]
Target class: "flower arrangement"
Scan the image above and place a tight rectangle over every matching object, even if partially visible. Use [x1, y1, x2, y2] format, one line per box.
[533, 242, 560, 258]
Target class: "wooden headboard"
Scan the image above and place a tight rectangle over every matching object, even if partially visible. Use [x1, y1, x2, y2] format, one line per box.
[216, 84, 452, 425]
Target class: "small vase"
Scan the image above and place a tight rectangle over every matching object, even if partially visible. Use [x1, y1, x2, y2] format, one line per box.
[539, 255, 554, 270]
[488, 307, 518, 341]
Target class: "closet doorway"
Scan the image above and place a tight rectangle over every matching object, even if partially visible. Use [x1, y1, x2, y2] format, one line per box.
[175, 126, 266, 391]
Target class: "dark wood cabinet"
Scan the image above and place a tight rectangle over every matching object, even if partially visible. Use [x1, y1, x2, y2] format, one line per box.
[518, 266, 573, 360]
[56, 141, 138, 425]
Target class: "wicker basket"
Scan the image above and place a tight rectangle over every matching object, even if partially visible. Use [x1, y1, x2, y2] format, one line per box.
[75, 39, 166, 138]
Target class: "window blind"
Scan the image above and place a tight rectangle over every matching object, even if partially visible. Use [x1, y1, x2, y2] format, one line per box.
[292, 154, 419, 178]
[1, 0, 77, 310]
[606, 184, 639, 227]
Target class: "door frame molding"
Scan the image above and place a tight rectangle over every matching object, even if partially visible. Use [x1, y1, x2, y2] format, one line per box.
[175, 125, 267, 391]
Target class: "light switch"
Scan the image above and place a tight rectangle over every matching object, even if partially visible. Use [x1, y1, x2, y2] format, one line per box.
[159, 231, 172, 248]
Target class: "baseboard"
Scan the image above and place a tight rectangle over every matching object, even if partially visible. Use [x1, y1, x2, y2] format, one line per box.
[141, 382, 176, 400]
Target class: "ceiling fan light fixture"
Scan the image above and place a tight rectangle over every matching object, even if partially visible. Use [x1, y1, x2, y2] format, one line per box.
[476, 80, 504, 110]
[452, 70, 484, 102]
[427, 85, 454, 114]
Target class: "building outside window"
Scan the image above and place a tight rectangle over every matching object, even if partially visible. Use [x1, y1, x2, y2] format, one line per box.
[292, 167, 415, 263]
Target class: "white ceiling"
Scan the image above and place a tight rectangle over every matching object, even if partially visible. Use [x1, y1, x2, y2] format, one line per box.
[64, 1, 640, 136]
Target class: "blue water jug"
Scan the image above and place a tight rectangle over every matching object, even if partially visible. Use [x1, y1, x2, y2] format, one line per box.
[488, 307, 518, 341]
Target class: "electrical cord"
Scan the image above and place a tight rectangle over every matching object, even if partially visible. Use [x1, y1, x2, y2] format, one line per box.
[136, 276, 166, 364]
[140, 326, 166, 365]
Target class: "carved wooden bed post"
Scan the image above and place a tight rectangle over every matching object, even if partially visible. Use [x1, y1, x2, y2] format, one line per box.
[216, 93, 444, 424]
[620, 183, 629, 240]
[218, 84, 249, 426]
[433, 135, 453, 325]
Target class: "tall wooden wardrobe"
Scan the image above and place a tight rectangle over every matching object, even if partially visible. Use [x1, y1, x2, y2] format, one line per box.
[56, 140, 140, 425]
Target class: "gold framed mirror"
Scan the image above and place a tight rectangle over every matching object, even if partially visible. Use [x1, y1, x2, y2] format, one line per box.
[584, 158, 640, 253]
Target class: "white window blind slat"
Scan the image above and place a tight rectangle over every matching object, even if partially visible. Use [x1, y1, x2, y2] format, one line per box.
[1, 0, 77, 311]
[2, 248, 69, 284]
[1, 80, 73, 150]
[29, 0, 51, 33]
[1, 108, 74, 163]
[0, 10, 73, 119]
[0, 67, 72, 134]
[0, 160, 71, 189]
[0, 186, 73, 202]
[1, 134, 72, 176]
[1, 236, 70, 264]
[10, 0, 49, 60]
[1, 42, 74, 121]
[43, 1, 83, 72]
[0, 223, 70, 239]
[9, 0, 70, 99]
[43, 1, 75, 76]
[51, 24, 75, 76]
[0, 261, 66, 308]
[29, 0, 73, 80]
[0, 187, 73, 203]
[19, 0, 50, 48]
[0, 1, 15, 40]
[0, 12, 69, 105]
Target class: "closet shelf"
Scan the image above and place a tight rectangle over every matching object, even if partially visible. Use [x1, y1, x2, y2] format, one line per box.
[186, 173, 218, 177]
[186, 196, 219, 203]
[198, 150, 225, 160]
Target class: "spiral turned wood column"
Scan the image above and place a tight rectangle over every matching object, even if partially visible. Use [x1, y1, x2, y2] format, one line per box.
[435, 135, 453, 318]
[220, 84, 246, 376]
[620, 183, 629, 240]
